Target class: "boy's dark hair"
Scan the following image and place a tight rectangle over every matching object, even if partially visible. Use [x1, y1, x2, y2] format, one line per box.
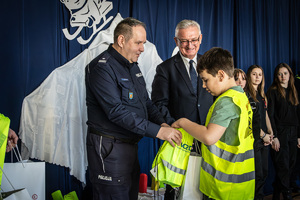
[114, 17, 146, 43]
[197, 47, 234, 77]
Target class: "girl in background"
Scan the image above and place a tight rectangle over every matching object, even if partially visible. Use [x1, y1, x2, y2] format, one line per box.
[234, 68, 246, 89]
[267, 63, 300, 200]
[245, 65, 273, 200]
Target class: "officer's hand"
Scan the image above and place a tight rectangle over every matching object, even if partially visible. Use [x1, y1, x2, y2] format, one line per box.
[161, 123, 170, 127]
[156, 127, 182, 147]
[297, 138, 300, 148]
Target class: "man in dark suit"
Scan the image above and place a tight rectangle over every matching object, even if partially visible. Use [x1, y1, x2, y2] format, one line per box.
[151, 19, 214, 199]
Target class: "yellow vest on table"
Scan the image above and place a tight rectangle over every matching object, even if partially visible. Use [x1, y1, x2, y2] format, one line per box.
[0, 114, 10, 185]
[200, 89, 255, 200]
[151, 128, 193, 188]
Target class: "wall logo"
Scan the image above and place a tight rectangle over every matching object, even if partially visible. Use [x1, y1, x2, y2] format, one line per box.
[60, 0, 114, 44]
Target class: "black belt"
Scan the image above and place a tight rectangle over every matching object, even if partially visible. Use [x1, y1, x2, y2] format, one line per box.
[88, 127, 139, 145]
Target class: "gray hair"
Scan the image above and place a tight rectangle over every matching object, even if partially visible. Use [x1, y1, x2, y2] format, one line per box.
[175, 20, 201, 37]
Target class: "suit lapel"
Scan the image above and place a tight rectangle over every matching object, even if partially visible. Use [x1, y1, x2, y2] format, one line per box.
[174, 53, 196, 95]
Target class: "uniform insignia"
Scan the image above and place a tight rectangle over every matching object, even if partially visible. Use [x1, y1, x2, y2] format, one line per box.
[136, 73, 143, 77]
[129, 91, 133, 99]
[98, 175, 112, 181]
[98, 57, 107, 63]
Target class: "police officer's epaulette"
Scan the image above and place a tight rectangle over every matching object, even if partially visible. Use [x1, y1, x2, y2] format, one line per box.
[98, 54, 111, 64]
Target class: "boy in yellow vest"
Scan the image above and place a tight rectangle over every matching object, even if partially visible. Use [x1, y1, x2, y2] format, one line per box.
[172, 47, 255, 200]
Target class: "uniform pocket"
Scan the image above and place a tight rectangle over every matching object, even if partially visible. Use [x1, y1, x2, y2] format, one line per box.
[100, 139, 114, 159]
[86, 133, 114, 168]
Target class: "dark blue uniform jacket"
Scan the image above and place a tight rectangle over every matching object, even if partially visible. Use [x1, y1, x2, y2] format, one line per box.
[85, 44, 165, 142]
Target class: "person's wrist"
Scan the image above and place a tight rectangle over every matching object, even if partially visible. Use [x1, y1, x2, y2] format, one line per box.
[260, 132, 267, 139]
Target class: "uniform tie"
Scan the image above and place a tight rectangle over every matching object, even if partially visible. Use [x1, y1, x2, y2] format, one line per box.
[189, 60, 198, 94]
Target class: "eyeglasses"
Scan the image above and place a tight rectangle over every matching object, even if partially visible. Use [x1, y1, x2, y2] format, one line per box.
[177, 36, 200, 46]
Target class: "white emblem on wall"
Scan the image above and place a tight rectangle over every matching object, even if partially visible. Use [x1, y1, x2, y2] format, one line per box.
[60, 0, 114, 44]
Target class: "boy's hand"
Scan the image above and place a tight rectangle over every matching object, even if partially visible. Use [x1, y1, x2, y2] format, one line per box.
[171, 118, 185, 129]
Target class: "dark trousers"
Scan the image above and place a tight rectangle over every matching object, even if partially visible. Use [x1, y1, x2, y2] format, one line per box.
[86, 132, 140, 200]
[164, 184, 176, 200]
[254, 141, 269, 198]
[290, 147, 300, 187]
[271, 126, 298, 193]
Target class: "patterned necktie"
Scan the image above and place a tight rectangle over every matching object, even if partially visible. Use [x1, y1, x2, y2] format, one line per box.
[189, 60, 198, 94]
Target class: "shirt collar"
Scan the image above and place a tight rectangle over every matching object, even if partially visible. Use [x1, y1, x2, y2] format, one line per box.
[107, 44, 136, 68]
[179, 52, 198, 66]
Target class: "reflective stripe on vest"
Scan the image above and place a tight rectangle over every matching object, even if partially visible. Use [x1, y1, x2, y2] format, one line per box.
[161, 159, 186, 175]
[151, 128, 194, 188]
[200, 89, 255, 200]
[206, 144, 254, 163]
[202, 159, 255, 183]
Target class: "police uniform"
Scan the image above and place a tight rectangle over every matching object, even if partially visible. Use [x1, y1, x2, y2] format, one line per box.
[85, 44, 165, 200]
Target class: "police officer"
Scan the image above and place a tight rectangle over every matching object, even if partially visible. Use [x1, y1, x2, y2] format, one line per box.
[85, 17, 182, 200]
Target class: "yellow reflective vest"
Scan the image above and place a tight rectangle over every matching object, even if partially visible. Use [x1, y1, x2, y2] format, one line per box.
[200, 89, 255, 200]
[151, 128, 193, 188]
[0, 114, 10, 185]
